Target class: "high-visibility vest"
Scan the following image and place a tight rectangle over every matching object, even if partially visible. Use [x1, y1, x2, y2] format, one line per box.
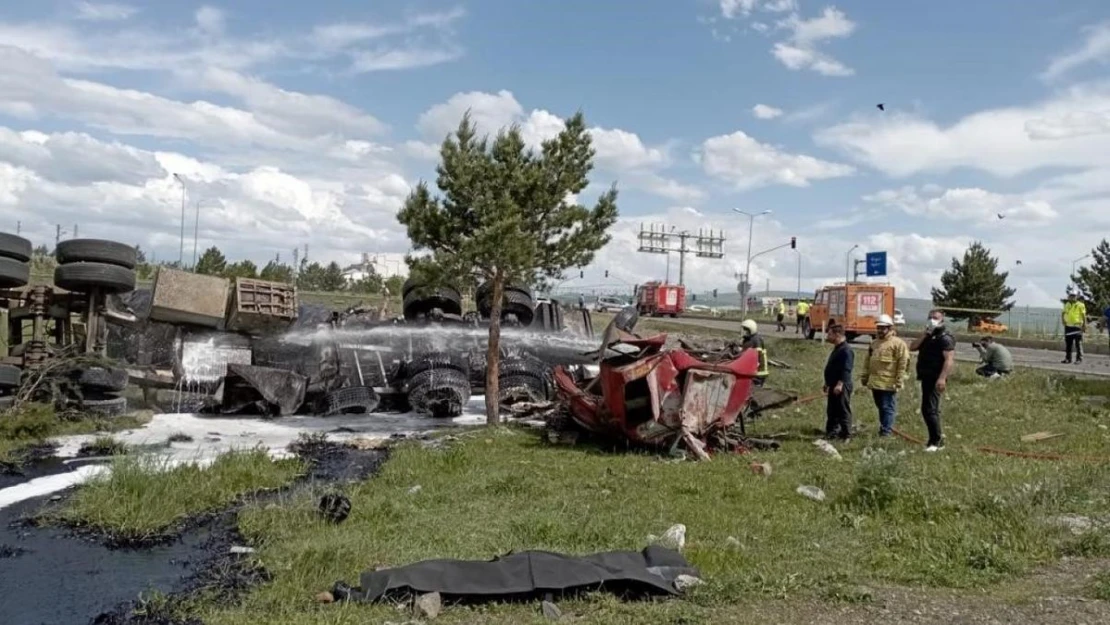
[797, 302, 810, 315]
[1063, 301, 1086, 326]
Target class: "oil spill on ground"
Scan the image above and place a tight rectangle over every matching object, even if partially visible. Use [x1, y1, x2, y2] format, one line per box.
[0, 442, 64, 490]
[0, 441, 388, 625]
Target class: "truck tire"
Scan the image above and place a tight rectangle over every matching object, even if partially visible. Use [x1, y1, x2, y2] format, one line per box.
[72, 365, 129, 392]
[402, 285, 463, 320]
[804, 319, 816, 340]
[55, 239, 138, 269]
[407, 368, 470, 418]
[476, 282, 534, 321]
[497, 357, 548, 380]
[401, 276, 423, 298]
[0, 256, 30, 289]
[408, 351, 468, 378]
[0, 232, 32, 263]
[74, 394, 128, 418]
[54, 262, 136, 294]
[0, 364, 21, 389]
[498, 374, 548, 403]
[323, 385, 380, 415]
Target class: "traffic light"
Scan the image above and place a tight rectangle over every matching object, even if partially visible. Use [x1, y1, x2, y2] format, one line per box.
[691, 293, 697, 302]
[790, 236, 796, 249]
[579, 270, 584, 278]
[713, 288, 718, 298]
[604, 270, 609, 278]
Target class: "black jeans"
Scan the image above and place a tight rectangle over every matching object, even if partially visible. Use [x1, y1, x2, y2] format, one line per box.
[920, 377, 943, 446]
[825, 387, 853, 439]
[1064, 326, 1083, 361]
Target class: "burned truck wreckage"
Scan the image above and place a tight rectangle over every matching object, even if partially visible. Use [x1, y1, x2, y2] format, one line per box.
[1, 232, 796, 455]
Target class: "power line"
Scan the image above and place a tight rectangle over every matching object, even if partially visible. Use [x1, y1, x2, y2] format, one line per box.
[635, 223, 725, 286]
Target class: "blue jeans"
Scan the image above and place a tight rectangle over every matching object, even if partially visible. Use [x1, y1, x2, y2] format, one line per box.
[872, 389, 897, 435]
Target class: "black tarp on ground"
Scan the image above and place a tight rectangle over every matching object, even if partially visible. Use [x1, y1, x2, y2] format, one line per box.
[339, 546, 698, 603]
[106, 289, 178, 367]
[219, 363, 307, 416]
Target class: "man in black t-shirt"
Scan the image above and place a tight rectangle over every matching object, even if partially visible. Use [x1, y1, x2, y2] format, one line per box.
[909, 308, 956, 451]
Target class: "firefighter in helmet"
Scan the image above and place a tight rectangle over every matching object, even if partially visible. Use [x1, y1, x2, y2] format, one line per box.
[740, 319, 770, 385]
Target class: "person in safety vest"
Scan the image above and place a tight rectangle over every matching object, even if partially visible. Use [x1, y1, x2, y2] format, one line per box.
[740, 319, 770, 385]
[1062, 286, 1087, 364]
[775, 300, 787, 332]
[795, 299, 810, 334]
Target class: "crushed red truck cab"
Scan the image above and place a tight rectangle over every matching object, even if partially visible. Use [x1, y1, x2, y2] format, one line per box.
[552, 331, 761, 455]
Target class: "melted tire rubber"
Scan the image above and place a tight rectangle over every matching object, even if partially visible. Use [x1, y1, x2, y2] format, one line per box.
[407, 368, 471, 418]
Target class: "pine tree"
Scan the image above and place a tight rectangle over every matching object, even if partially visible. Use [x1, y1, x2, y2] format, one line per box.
[320, 262, 347, 292]
[1071, 239, 1110, 311]
[259, 260, 294, 284]
[398, 112, 618, 425]
[194, 246, 227, 276]
[223, 260, 259, 280]
[931, 241, 1016, 323]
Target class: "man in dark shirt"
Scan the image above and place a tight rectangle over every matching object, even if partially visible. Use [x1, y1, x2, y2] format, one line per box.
[823, 324, 854, 441]
[909, 308, 956, 451]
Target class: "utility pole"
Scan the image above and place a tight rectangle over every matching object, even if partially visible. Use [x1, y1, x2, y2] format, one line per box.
[852, 258, 865, 282]
[636, 223, 725, 286]
[73, 224, 78, 239]
[55, 224, 62, 247]
[173, 173, 186, 265]
[732, 209, 772, 316]
[15, 221, 20, 235]
[796, 249, 802, 300]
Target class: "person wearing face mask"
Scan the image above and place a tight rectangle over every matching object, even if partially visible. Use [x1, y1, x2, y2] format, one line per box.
[909, 309, 956, 451]
[861, 314, 909, 437]
[822, 324, 854, 442]
[740, 318, 770, 386]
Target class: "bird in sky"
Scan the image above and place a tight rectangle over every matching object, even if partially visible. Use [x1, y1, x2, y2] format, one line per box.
[876, 103, 885, 111]
[1016, 260, 1023, 265]
[997, 213, 1006, 219]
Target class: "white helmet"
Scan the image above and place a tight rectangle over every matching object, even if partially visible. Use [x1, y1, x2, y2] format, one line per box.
[741, 319, 758, 335]
[876, 314, 894, 327]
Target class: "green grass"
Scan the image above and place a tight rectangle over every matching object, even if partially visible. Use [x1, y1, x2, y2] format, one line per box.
[56, 449, 304, 541]
[195, 335, 1110, 624]
[0, 402, 149, 467]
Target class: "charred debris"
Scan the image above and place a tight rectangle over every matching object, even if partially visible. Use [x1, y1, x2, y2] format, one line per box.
[1, 232, 797, 458]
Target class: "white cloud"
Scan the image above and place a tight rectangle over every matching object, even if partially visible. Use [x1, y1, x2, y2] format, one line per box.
[698, 130, 855, 189]
[0, 6, 464, 75]
[770, 7, 856, 76]
[1042, 21, 1110, 81]
[752, 103, 784, 119]
[413, 90, 689, 199]
[863, 185, 1059, 226]
[194, 6, 225, 36]
[74, 2, 137, 22]
[718, 0, 795, 19]
[814, 81, 1110, 178]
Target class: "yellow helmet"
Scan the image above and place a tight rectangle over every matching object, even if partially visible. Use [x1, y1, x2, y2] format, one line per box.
[741, 319, 758, 335]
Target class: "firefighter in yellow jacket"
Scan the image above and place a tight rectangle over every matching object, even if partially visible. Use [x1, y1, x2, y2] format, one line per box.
[861, 314, 909, 436]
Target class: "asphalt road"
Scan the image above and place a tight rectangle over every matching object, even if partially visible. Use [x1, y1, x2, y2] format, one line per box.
[655, 316, 1110, 378]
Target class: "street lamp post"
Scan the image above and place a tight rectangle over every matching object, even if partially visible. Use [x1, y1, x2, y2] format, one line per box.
[1072, 254, 1090, 275]
[845, 244, 859, 284]
[796, 249, 802, 301]
[732, 208, 771, 316]
[172, 173, 186, 266]
[192, 199, 220, 270]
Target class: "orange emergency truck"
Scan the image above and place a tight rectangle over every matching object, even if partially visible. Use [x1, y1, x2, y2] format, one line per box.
[805, 283, 896, 341]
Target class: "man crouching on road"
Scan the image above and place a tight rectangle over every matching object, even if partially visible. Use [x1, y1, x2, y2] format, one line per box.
[861, 314, 908, 437]
[973, 335, 1013, 378]
[823, 324, 854, 442]
[909, 309, 955, 452]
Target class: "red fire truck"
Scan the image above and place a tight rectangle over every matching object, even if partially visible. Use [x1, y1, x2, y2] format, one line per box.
[635, 281, 686, 317]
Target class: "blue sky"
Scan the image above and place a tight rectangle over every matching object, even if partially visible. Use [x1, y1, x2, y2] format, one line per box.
[1, 1, 1109, 305]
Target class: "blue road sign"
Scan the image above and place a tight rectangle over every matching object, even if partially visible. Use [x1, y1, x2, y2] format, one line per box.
[866, 251, 887, 277]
